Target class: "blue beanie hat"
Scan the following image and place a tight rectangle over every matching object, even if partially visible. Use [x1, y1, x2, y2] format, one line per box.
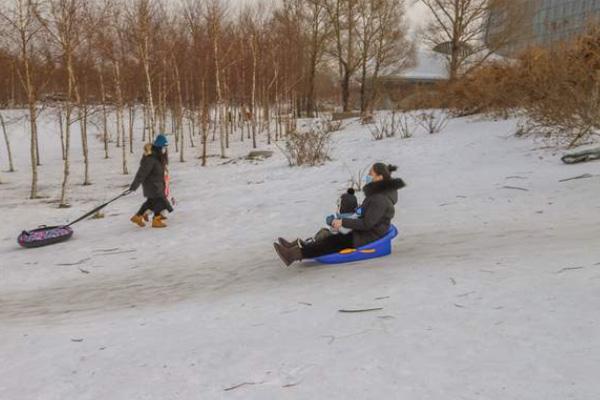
[153, 134, 168, 148]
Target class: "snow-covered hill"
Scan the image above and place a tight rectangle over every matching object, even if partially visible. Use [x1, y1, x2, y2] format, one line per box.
[1, 112, 599, 399]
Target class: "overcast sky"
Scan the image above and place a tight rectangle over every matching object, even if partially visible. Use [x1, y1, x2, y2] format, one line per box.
[407, 1, 428, 26]
[406, 1, 430, 40]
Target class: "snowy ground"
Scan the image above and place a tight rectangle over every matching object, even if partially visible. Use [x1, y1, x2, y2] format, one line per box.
[1, 112, 599, 399]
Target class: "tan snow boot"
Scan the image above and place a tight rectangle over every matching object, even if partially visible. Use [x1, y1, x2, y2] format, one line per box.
[152, 215, 167, 228]
[130, 214, 146, 227]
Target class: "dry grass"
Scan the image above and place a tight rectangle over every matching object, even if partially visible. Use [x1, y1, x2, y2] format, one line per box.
[438, 26, 600, 148]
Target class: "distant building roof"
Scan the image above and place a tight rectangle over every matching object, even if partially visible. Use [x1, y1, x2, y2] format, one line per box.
[388, 49, 448, 81]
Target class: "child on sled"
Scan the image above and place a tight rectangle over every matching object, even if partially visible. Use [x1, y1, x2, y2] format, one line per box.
[279, 188, 359, 247]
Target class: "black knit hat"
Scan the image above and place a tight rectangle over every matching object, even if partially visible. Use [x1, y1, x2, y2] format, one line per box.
[372, 163, 398, 180]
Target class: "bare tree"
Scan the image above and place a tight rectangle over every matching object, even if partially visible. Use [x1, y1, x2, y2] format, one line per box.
[0, 0, 43, 198]
[127, 0, 159, 138]
[240, 4, 270, 149]
[357, 0, 414, 113]
[356, 0, 378, 113]
[205, 0, 228, 158]
[420, 0, 527, 80]
[37, 0, 91, 206]
[301, 0, 331, 117]
[183, 0, 210, 165]
[98, 3, 129, 174]
[326, 0, 361, 111]
[0, 112, 16, 173]
[98, 63, 110, 159]
[170, 37, 186, 162]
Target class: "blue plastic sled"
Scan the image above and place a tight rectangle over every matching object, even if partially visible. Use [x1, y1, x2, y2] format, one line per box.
[315, 225, 399, 264]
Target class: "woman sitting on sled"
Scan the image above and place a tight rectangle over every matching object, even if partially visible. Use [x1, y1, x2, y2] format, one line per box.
[274, 163, 405, 266]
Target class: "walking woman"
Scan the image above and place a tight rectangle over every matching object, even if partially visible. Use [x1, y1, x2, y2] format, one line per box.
[129, 134, 172, 228]
[274, 163, 405, 266]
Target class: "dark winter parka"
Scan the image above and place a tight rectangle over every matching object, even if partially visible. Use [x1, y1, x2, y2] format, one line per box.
[342, 178, 405, 247]
[130, 144, 166, 199]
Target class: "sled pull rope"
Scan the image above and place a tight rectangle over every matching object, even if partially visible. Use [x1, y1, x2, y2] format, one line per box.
[66, 190, 131, 227]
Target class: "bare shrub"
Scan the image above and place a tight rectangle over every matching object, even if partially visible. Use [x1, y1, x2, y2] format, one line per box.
[306, 118, 343, 133]
[440, 26, 600, 148]
[514, 120, 560, 139]
[413, 110, 448, 134]
[325, 119, 343, 132]
[369, 111, 414, 140]
[514, 118, 596, 148]
[441, 63, 521, 117]
[398, 113, 413, 139]
[279, 122, 332, 166]
[516, 30, 600, 148]
[369, 120, 386, 140]
[345, 163, 371, 192]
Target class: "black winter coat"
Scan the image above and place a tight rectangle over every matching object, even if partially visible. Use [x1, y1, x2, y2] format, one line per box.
[130, 145, 166, 199]
[342, 178, 405, 247]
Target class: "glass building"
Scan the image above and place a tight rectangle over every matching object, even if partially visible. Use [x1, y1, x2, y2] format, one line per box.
[486, 0, 600, 55]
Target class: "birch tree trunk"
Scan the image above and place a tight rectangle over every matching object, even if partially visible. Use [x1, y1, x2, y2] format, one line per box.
[99, 67, 110, 159]
[250, 34, 258, 149]
[113, 61, 128, 175]
[128, 105, 135, 154]
[59, 55, 73, 207]
[79, 103, 91, 185]
[59, 110, 68, 161]
[0, 113, 15, 172]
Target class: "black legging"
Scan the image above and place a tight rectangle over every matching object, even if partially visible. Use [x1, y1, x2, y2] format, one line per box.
[136, 197, 172, 216]
[301, 233, 354, 259]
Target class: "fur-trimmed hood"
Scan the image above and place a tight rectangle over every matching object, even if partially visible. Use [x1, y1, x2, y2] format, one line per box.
[363, 178, 405, 204]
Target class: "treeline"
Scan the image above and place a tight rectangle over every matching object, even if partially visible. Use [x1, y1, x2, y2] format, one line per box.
[0, 0, 414, 202]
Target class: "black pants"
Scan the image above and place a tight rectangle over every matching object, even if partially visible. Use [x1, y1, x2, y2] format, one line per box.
[301, 233, 354, 259]
[137, 197, 172, 216]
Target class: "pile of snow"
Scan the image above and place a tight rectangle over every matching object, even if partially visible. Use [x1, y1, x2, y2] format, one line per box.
[1, 112, 599, 399]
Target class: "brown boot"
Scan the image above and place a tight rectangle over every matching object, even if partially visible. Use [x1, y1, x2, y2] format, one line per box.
[142, 211, 151, 222]
[278, 237, 303, 248]
[273, 243, 302, 266]
[152, 215, 167, 228]
[130, 214, 146, 227]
